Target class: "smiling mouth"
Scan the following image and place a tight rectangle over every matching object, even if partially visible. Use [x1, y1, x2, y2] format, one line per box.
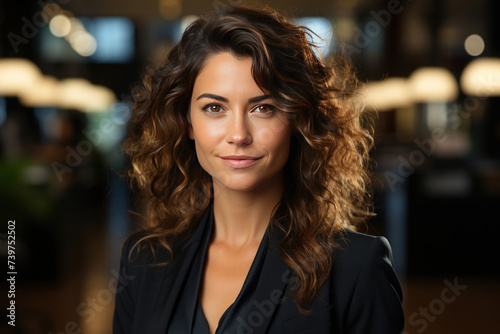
[219, 155, 262, 168]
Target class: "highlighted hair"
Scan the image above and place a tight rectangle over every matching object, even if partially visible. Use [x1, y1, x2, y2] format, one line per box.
[123, 5, 374, 313]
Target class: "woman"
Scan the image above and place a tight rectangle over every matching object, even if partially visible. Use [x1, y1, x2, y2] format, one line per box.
[113, 5, 404, 334]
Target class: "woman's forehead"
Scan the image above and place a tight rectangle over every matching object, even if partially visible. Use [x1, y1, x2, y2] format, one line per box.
[192, 52, 268, 99]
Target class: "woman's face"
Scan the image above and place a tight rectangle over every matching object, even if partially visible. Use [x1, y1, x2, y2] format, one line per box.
[188, 52, 292, 194]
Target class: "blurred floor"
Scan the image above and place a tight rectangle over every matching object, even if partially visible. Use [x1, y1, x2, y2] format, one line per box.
[402, 277, 500, 334]
[8, 223, 116, 334]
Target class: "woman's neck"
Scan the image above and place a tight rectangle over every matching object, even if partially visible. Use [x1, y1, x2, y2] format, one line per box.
[211, 180, 283, 248]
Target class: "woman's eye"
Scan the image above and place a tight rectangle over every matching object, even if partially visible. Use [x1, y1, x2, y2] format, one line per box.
[203, 104, 223, 113]
[253, 104, 275, 114]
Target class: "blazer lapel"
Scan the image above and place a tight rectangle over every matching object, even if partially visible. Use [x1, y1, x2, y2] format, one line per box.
[143, 204, 213, 334]
[138, 204, 292, 334]
[219, 228, 292, 334]
[249, 231, 293, 333]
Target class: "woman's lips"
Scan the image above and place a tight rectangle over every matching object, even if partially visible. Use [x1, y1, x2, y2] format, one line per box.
[219, 155, 262, 168]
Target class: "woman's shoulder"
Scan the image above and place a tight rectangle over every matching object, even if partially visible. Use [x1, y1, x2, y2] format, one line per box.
[329, 228, 400, 294]
[333, 229, 394, 265]
[327, 229, 404, 331]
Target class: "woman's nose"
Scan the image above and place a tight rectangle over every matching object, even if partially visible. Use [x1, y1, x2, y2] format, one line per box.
[225, 113, 252, 146]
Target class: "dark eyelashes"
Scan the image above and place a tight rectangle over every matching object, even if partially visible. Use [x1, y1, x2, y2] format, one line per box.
[201, 103, 222, 113]
[256, 104, 276, 112]
[200, 102, 277, 114]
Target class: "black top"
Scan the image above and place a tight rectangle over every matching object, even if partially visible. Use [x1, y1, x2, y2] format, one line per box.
[113, 202, 405, 333]
[193, 300, 210, 333]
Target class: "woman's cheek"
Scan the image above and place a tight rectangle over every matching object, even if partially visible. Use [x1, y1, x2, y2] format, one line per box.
[255, 116, 291, 145]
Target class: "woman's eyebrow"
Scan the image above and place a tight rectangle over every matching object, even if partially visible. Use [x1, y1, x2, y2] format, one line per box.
[196, 93, 272, 103]
[196, 93, 228, 102]
[248, 94, 272, 103]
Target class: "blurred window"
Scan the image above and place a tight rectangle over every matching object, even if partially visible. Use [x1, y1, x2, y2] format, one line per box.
[39, 17, 134, 63]
[294, 17, 334, 57]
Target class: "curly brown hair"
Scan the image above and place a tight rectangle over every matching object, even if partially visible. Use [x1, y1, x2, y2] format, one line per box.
[123, 5, 374, 313]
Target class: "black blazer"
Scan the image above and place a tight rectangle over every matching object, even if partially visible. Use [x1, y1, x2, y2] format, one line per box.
[113, 204, 404, 334]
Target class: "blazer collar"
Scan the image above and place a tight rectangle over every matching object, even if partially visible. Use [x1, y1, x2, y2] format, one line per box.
[143, 203, 213, 333]
[143, 201, 292, 334]
[219, 232, 292, 334]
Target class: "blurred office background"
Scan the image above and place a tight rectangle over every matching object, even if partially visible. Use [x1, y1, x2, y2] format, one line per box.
[1, 0, 499, 333]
